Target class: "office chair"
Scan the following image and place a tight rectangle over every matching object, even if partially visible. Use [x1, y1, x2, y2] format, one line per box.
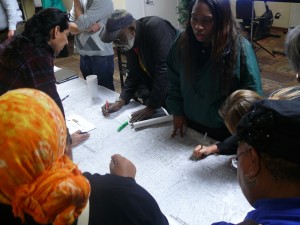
[236, 0, 281, 57]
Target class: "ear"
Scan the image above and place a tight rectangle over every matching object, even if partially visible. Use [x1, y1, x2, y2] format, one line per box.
[247, 146, 261, 178]
[51, 26, 60, 39]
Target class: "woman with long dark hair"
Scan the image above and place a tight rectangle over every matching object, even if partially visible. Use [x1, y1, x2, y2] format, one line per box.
[167, 0, 263, 141]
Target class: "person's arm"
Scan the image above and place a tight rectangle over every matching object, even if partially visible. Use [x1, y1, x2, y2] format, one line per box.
[166, 34, 184, 117]
[119, 50, 141, 104]
[238, 37, 263, 96]
[144, 20, 177, 109]
[1, 0, 22, 38]
[82, 154, 169, 225]
[73, 0, 112, 32]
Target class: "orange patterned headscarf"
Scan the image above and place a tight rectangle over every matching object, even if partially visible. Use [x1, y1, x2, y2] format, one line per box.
[0, 89, 90, 225]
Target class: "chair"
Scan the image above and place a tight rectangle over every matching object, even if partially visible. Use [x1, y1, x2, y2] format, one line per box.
[236, 0, 281, 57]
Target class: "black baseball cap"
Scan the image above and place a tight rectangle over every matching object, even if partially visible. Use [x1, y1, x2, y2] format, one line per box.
[101, 9, 134, 43]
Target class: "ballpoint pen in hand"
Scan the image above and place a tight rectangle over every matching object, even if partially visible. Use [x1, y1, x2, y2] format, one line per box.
[189, 132, 208, 161]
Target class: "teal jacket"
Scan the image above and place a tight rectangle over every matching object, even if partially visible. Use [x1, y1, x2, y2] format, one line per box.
[166, 34, 263, 129]
[42, 0, 66, 11]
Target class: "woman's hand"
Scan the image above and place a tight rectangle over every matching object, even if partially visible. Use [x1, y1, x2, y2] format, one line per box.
[171, 115, 187, 137]
[192, 144, 219, 159]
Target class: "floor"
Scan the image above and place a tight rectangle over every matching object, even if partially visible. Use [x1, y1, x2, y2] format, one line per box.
[54, 29, 299, 95]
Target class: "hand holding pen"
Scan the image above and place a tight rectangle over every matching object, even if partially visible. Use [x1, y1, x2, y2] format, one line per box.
[101, 99, 125, 117]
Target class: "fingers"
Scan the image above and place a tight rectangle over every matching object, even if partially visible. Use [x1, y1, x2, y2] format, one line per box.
[109, 154, 136, 178]
[171, 128, 177, 138]
[102, 102, 124, 117]
[71, 130, 90, 148]
[130, 108, 154, 123]
[193, 145, 204, 157]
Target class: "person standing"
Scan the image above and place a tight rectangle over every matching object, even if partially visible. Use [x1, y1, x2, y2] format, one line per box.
[0, 0, 23, 42]
[101, 9, 178, 122]
[166, 0, 263, 141]
[69, 0, 115, 91]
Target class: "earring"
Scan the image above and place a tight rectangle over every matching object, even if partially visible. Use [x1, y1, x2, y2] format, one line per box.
[244, 173, 257, 188]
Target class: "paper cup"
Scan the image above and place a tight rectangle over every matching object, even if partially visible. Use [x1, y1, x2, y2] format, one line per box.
[86, 75, 98, 98]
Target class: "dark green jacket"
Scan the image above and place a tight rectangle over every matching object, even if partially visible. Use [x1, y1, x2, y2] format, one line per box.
[166, 34, 263, 129]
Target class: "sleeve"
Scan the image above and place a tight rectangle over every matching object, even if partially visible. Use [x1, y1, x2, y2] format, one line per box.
[83, 173, 169, 225]
[238, 37, 263, 96]
[216, 135, 238, 155]
[1, 0, 22, 31]
[119, 50, 141, 104]
[23, 56, 65, 117]
[75, 0, 113, 31]
[166, 34, 185, 116]
[145, 21, 177, 109]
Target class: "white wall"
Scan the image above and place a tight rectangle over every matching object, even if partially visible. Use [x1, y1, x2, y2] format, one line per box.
[113, 0, 126, 10]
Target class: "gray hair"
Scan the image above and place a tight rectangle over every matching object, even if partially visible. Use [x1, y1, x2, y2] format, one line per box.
[285, 25, 300, 73]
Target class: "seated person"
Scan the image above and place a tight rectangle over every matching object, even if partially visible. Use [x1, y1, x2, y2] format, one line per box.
[0, 88, 169, 225]
[212, 93, 300, 224]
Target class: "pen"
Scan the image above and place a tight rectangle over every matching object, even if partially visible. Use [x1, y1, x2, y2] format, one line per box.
[117, 121, 129, 132]
[61, 95, 69, 101]
[201, 132, 207, 149]
[106, 100, 109, 110]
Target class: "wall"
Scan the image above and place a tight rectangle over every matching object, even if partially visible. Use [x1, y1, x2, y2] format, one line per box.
[113, 0, 126, 9]
[231, 0, 299, 28]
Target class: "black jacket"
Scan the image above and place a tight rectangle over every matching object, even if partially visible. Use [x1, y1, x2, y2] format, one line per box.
[120, 16, 178, 109]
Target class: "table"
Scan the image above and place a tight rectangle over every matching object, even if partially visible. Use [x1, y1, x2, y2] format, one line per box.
[57, 78, 252, 225]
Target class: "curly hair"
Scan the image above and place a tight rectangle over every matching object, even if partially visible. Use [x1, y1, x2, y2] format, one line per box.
[178, 0, 241, 95]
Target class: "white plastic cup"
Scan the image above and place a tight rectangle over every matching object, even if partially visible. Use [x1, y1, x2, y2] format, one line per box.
[86, 75, 98, 98]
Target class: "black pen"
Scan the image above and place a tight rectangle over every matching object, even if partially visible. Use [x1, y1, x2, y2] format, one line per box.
[61, 95, 69, 101]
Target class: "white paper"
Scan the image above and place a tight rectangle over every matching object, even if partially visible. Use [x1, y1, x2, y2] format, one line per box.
[54, 65, 62, 72]
[57, 79, 253, 225]
[66, 114, 96, 134]
[131, 114, 173, 129]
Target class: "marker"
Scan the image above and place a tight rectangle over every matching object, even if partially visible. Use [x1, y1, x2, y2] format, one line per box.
[61, 95, 69, 101]
[117, 121, 129, 132]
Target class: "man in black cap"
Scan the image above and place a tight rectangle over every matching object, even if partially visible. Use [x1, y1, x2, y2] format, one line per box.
[213, 95, 300, 225]
[101, 9, 178, 122]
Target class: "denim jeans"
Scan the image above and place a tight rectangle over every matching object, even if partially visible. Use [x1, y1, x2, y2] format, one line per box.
[80, 54, 115, 91]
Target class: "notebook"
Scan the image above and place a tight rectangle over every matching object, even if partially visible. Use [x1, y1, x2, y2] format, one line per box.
[54, 66, 78, 84]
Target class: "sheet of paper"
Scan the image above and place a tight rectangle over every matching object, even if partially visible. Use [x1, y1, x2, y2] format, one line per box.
[131, 114, 173, 129]
[66, 114, 96, 134]
[129, 107, 173, 129]
[54, 65, 62, 72]
[57, 79, 253, 225]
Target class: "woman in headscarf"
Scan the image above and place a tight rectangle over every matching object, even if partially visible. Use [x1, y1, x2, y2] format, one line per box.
[0, 88, 169, 225]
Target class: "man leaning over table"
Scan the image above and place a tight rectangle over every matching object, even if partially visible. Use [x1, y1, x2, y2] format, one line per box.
[100, 9, 178, 122]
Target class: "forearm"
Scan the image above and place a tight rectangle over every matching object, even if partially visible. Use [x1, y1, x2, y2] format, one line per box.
[73, 0, 83, 20]
[69, 22, 81, 34]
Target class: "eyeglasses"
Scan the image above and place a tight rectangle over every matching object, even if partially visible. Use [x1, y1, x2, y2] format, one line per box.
[231, 148, 251, 168]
